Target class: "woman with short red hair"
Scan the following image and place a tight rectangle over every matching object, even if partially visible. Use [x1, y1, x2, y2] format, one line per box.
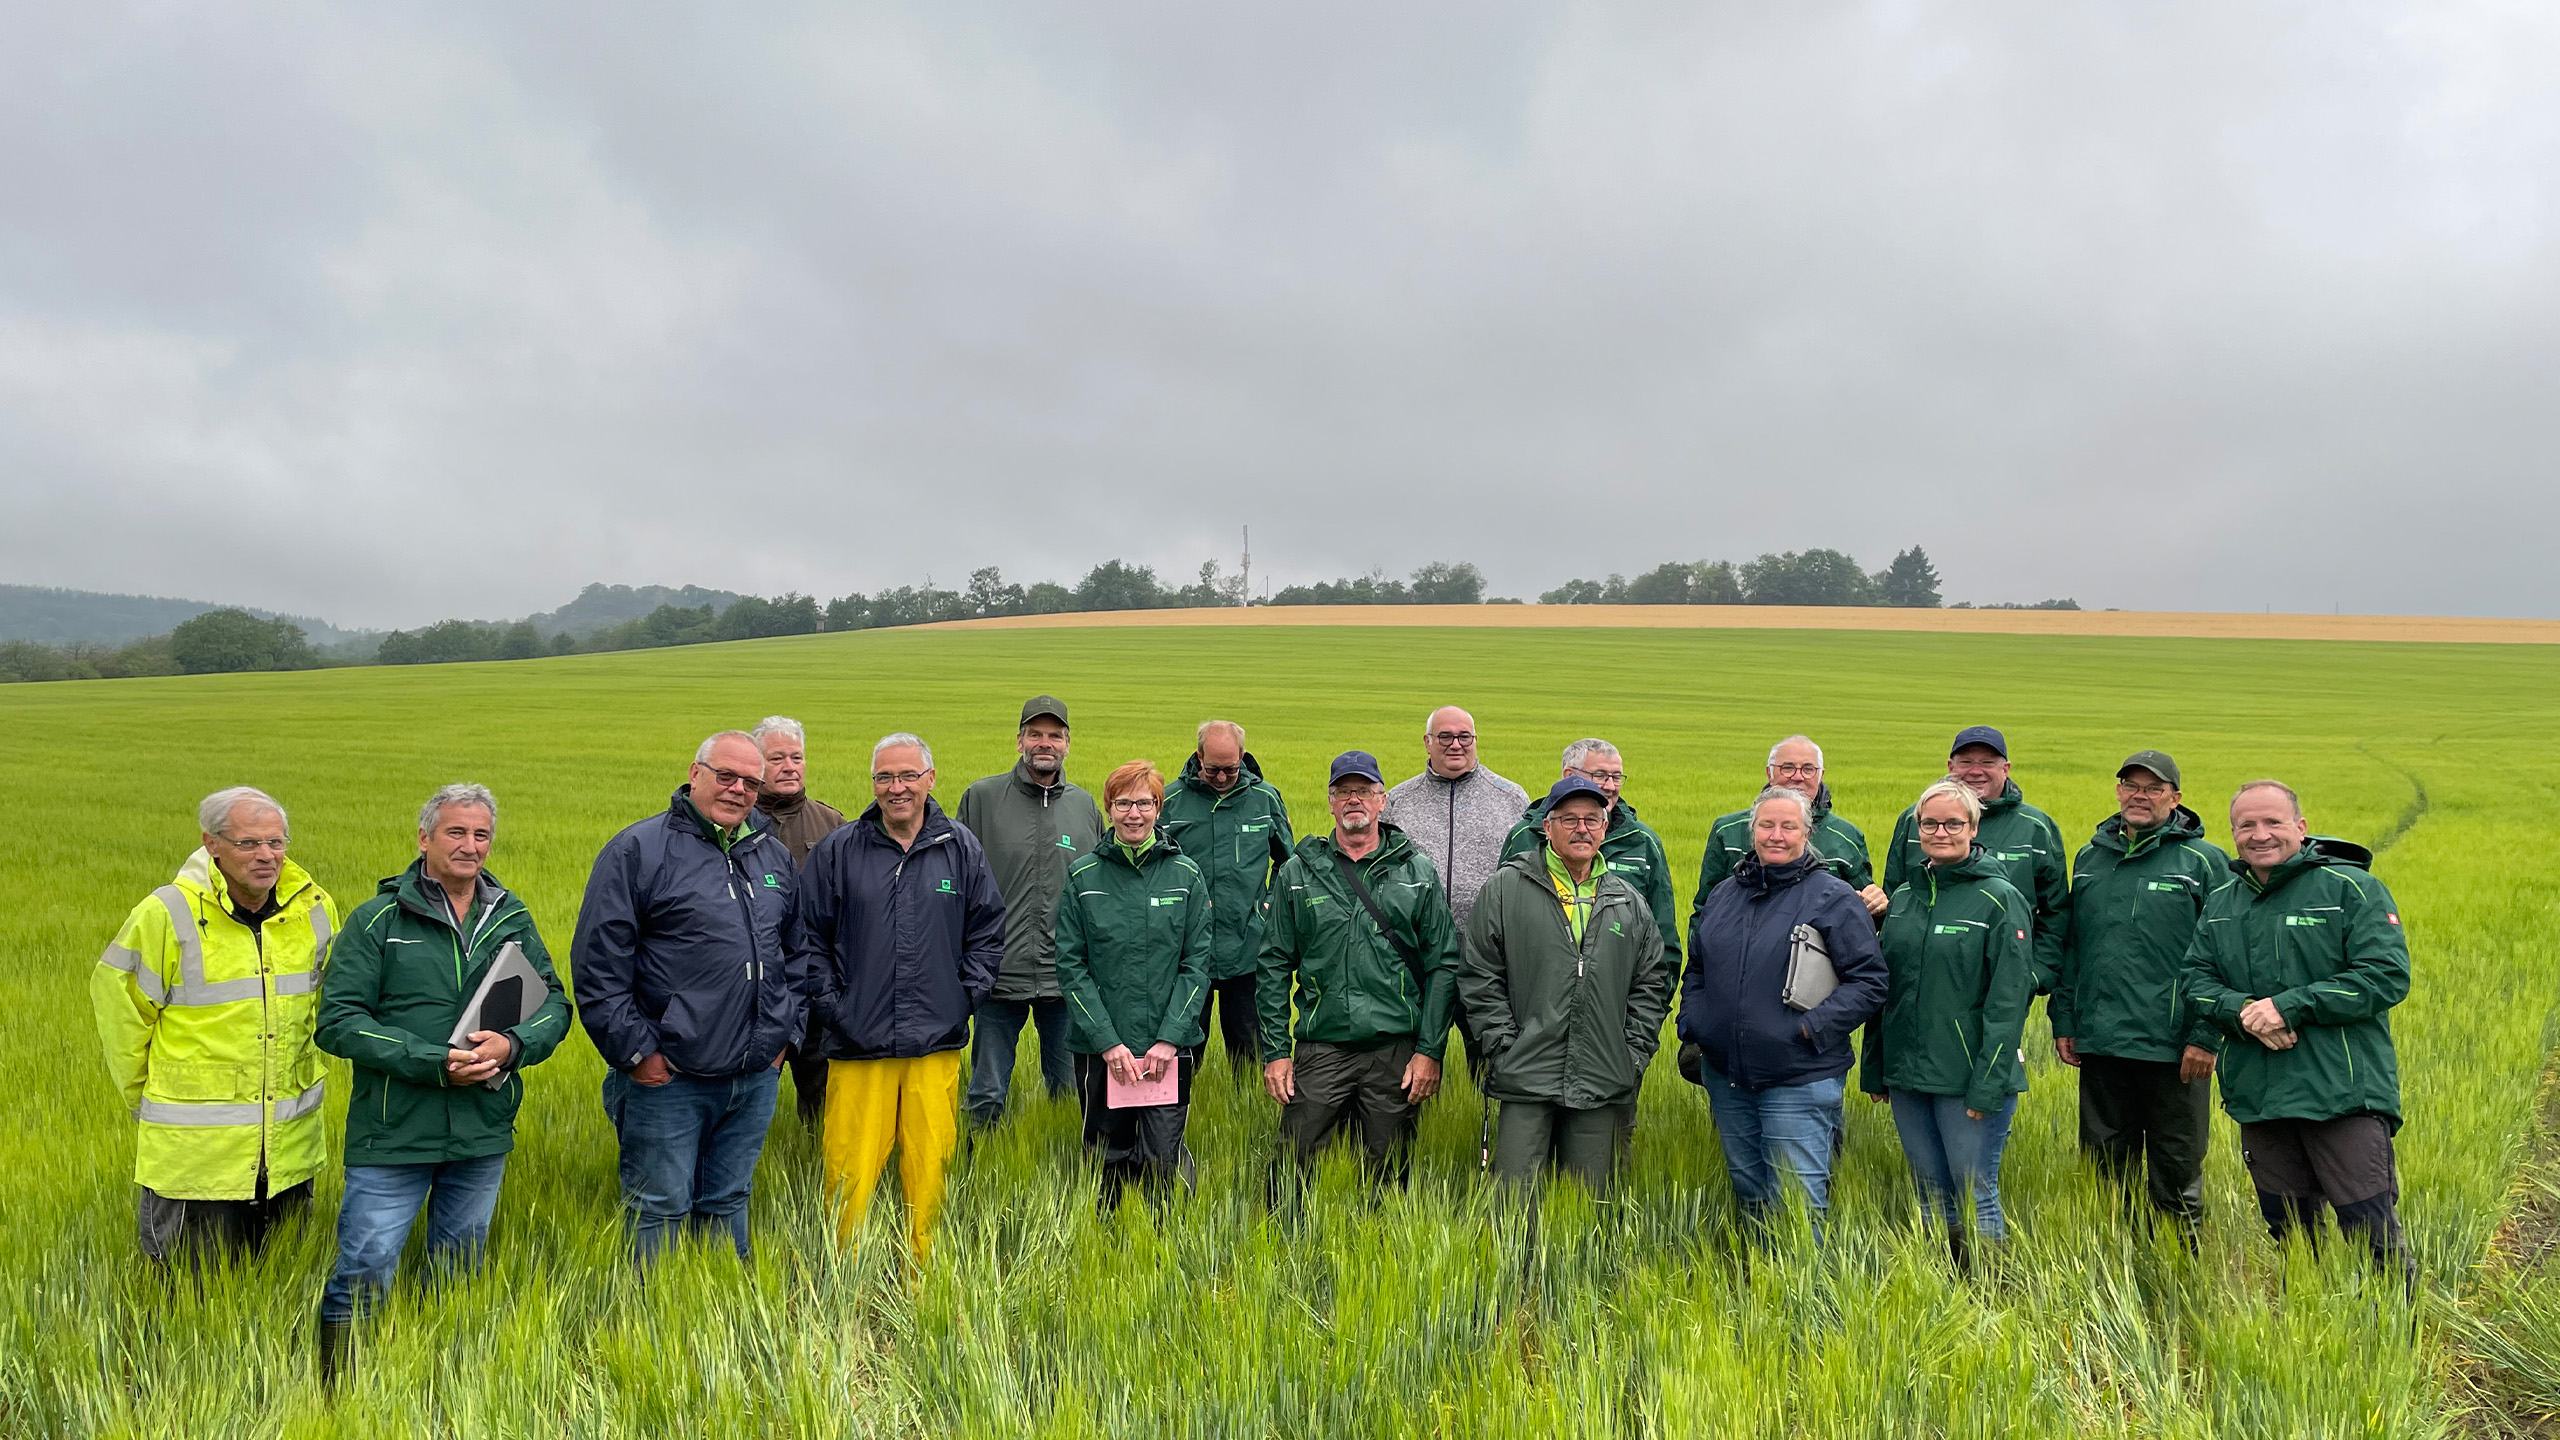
[1052, 759, 1215, 1209]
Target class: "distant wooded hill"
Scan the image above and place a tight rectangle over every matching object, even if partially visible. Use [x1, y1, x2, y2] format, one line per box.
[0, 584, 369, 648]
[517, 583, 750, 637]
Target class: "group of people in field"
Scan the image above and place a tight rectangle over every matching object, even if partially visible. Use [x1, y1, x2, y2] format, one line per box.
[92, 697, 2417, 1386]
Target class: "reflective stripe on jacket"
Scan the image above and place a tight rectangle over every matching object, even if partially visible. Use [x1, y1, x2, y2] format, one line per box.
[92, 850, 341, 1200]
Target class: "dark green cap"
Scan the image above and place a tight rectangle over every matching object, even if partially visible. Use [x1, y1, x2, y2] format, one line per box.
[1020, 694, 1069, 728]
[2117, 749, 2180, 787]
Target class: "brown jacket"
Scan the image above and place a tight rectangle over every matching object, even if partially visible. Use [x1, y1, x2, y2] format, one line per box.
[756, 790, 847, 867]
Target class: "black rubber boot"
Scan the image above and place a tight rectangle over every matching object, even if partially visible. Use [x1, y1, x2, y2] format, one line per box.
[1946, 1226, 1972, 1277]
[317, 1319, 352, 1391]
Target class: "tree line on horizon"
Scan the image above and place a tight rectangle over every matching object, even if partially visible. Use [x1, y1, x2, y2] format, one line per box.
[0, 546, 2076, 682]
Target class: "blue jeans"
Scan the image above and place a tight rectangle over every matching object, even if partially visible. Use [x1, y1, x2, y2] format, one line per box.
[319, 1155, 507, 1322]
[602, 1066, 780, 1263]
[1700, 1064, 1844, 1233]
[1890, 1090, 2019, 1239]
[965, 996, 1074, 1124]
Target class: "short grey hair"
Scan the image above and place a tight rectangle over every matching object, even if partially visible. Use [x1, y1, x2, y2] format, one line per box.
[1560, 738, 1619, 771]
[872, 732, 935, 770]
[1768, 735, 1824, 768]
[1197, 719, 1247, 748]
[2232, 779, 2303, 818]
[1750, 785, 1814, 828]
[199, 786, 286, 839]
[751, 716, 806, 749]
[695, 730, 762, 766]
[418, 783, 498, 835]
[1915, 777, 1984, 826]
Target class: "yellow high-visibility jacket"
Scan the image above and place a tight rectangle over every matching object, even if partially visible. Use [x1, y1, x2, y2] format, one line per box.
[93, 849, 341, 1199]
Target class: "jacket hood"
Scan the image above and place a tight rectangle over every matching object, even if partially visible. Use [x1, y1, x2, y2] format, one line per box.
[2093, 804, 2204, 852]
[756, 787, 811, 816]
[173, 846, 319, 909]
[1176, 750, 1267, 789]
[1808, 783, 1835, 824]
[1733, 849, 1824, 894]
[1923, 843, 2005, 884]
[1089, 828, 1185, 869]
[1979, 779, 2025, 815]
[378, 857, 510, 917]
[2234, 834, 2375, 890]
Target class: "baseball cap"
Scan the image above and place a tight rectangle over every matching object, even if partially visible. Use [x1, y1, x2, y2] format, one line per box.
[1328, 751, 1385, 786]
[1019, 695, 1069, 728]
[1544, 774, 1609, 810]
[2118, 749, 2181, 787]
[1950, 725, 2008, 758]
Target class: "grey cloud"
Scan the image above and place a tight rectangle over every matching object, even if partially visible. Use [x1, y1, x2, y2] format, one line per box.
[3, 2, 2555, 626]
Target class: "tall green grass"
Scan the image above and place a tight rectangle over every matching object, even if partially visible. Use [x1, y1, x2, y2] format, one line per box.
[2, 623, 2554, 1436]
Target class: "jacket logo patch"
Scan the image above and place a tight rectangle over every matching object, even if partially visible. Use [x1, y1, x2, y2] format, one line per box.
[2283, 914, 2327, 927]
[1608, 920, 1624, 936]
[2146, 880, 2186, 892]
[1933, 924, 1968, 935]
[1241, 821, 1269, 833]
[1149, 896, 1184, 907]
[1056, 834, 1078, 849]
[761, 873, 782, 889]
[937, 878, 956, 894]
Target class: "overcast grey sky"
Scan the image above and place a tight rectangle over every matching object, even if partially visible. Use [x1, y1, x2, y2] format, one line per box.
[4, 3, 2555, 627]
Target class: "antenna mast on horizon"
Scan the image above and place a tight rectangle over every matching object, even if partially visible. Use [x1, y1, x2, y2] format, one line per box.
[1240, 526, 1251, 607]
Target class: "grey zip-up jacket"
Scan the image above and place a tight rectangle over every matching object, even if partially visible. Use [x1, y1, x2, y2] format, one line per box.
[1384, 763, 1529, 934]
[957, 761, 1106, 1001]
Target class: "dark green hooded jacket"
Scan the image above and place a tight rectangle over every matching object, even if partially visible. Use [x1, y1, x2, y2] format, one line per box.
[1052, 833, 1212, 1055]
[2051, 806, 2232, 1062]
[317, 862, 573, 1166]
[1692, 783, 1873, 926]
[2181, 838, 2409, 1129]
[1885, 780, 2070, 992]
[1502, 795, 1682, 965]
[1859, 846, 2036, 1114]
[957, 761, 1107, 1002]
[1256, 824, 1458, 1062]
[1459, 849, 1672, 1108]
[1157, 751, 1296, 983]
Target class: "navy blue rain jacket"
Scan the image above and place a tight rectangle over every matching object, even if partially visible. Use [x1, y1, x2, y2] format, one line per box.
[796, 799, 1006, 1060]
[1679, 850, 1888, 1091]
[572, 790, 808, 1077]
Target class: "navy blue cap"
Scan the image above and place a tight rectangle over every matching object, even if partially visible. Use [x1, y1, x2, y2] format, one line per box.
[1949, 725, 2008, 758]
[1544, 774, 1609, 810]
[1328, 750, 1385, 786]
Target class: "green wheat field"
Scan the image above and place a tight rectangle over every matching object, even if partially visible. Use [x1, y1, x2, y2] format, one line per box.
[4, 622, 2558, 1438]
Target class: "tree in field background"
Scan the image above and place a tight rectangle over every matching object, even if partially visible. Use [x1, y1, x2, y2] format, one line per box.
[169, 609, 314, 674]
[1873, 547, 1943, 607]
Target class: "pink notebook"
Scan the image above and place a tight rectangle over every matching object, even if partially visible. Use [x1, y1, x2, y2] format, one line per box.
[1106, 1063, 1178, 1109]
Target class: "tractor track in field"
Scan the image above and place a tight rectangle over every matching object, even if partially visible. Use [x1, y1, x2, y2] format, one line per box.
[2356, 742, 2432, 857]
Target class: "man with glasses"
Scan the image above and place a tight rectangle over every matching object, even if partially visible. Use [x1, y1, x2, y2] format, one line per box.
[573, 731, 804, 1266]
[1386, 705, 1527, 1070]
[1461, 776, 1672, 1196]
[1159, 719, 1296, 1072]
[95, 786, 341, 1265]
[958, 696, 1106, 1127]
[1882, 726, 2070, 991]
[1501, 739, 1681, 965]
[797, 733, 1005, 1261]
[1693, 736, 1884, 921]
[2051, 751, 2230, 1235]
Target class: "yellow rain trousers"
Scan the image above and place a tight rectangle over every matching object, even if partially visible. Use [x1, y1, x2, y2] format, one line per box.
[819, 1051, 963, 1260]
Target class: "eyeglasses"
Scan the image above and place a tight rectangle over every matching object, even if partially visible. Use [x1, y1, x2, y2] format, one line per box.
[695, 764, 761, 792]
[1916, 818, 1973, 834]
[218, 835, 290, 853]
[2118, 780, 2175, 799]
[1571, 768, 1625, 785]
[1551, 814, 1607, 833]
[1109, 798, 1160, 814]
[1429, 731, 1476, 746]
[1198, 764, 1242, 779]
[1770, 762, 1821, 778]
[872, 770, 929, 787]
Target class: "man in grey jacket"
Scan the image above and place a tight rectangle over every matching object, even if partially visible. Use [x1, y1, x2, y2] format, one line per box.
[957, 696, 1106, 1127]
[1384, 703, 1528, 1070]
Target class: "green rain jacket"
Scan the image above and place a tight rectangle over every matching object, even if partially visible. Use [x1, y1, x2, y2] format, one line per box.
[2051, 806, 2232, 1062]
[1052, 834, 1213, 1055]
[1256, 824, 1459, 1062]
[1459, 849, 1672, 1108]
[1885, 780, 2070, 992]
[316, 862, 574, 1166]
[957, 761, 1107, 1002]
[1692, 783, 1874, 928]
[1157, 751, 1296, 983]
[1502, 795, 1683, 965]
[1860, 846, 2037, 1114]
[2181, 838, 2410, 1130]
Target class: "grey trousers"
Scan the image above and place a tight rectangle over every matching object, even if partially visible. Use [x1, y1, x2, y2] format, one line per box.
[1277, 1039, 1419, 1185]
[1491, 1100, 1626, 1196]
[138, 1180, 313, 1266]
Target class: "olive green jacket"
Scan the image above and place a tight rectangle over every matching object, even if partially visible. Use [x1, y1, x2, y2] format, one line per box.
[1052, 835, 1212, 1055]
[1502, 796, 1682, 964]
[1157, 752, 1296, 982]
[1885, 780, 2070, 992]
[1860, 847, 2036, 1114]
[1458, 849, 1672, 1107]
[1256, 825, 1459, 1061]
[2051, 807, 2232, 1062]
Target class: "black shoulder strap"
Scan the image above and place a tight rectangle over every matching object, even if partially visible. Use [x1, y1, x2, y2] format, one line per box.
[1332, 850, 1428, 993]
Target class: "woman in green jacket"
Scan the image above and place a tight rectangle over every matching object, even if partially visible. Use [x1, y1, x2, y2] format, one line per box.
[1863, 779, 2037, 1261]
[1053, 760, 1213, 1210]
